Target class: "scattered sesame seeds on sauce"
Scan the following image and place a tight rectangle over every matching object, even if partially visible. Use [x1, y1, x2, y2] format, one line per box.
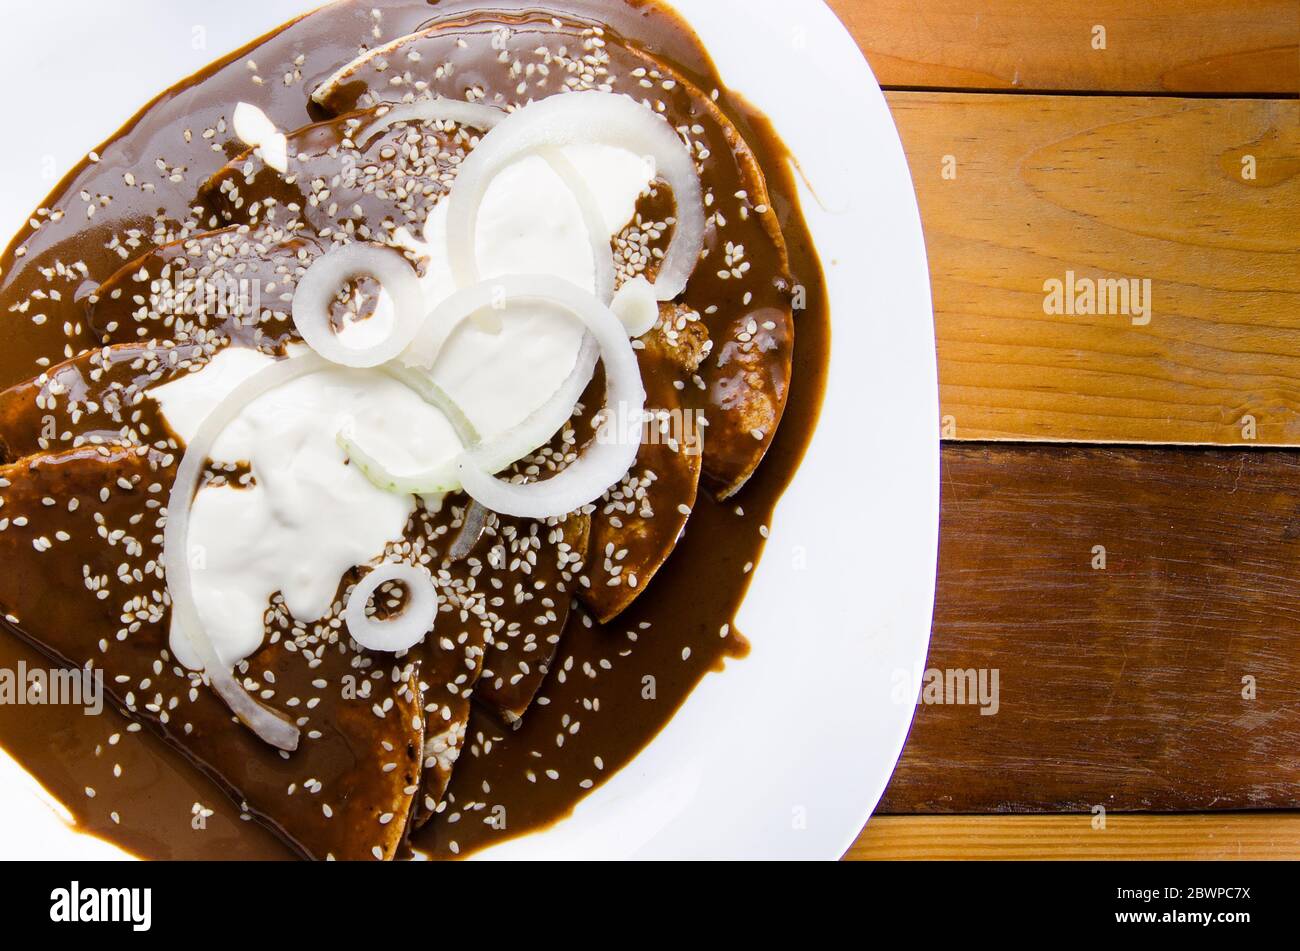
[0, 0, 826, 860]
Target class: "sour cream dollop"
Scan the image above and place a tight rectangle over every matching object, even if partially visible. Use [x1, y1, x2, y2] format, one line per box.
[153, 348, 463, 668]
[153, 142, 655, 669]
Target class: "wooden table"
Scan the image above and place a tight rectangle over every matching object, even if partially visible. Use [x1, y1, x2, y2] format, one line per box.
[828, 0, 1300, 859]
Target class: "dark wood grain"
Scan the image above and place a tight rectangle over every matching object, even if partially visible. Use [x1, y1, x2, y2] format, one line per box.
[826, 0, 1300, 857]
[828, 0, 1300, 95]
[879, 442, 1300, 814]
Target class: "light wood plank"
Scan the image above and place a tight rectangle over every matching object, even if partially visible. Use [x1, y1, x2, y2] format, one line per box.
[880, 444, 1300, 813]
[848, 814, 1300, 860]
[885, 92, 1300, 445]
[828, 0, 1300, 94]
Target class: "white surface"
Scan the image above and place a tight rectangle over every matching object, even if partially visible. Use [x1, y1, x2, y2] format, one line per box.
[0, 0, 938, 860]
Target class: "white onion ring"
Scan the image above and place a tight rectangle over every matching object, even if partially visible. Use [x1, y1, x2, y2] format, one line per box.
[446, 91, 705, 301]
[449, 501, 489, 561]
[538, 148, 616, 304]
[340, 438, 462, 497]
[164, 354, 333, 751]
[339, 366, 479, 496]
[341, 334, 597, 497]
[470, 334, 600, 477]
[382, 365, 480, 445]
[232, 102, 289, 174]
[441, 276, 645, 519]
[345, 562, 440, 653]
[611, 277, 659, 337]
[357, 98, 505, 147]
[292, 243, 424, 368]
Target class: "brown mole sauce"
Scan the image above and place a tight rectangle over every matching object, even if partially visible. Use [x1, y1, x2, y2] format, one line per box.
[0, 0, 829, 859]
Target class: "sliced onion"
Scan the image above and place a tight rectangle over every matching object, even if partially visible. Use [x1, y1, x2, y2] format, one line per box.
[342, 333, 598, 496]
[258, 134, 290, 175]
[340, 438, 462, 496]
[611, 277, 659, 337]
[538, 148, 616, 304]
[232, 102, 289, 173]
[292, 243, 424, 368]
[382, 365, 480, 444]
[310, 33, 408, 107]
[338, 365, 479, 496]
[446, 91, 705, 301]
[443, 276, 645, 519]
[164, 354, 333, 751]
[473, 334, 600, 477]
[356, 98, 505, 147]
[449, 501, 489, 561]
[345, 563, 439, 653]
[232, 102, 279, 148]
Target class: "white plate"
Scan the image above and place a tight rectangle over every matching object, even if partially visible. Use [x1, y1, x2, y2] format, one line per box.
[0, 0, 937, 860]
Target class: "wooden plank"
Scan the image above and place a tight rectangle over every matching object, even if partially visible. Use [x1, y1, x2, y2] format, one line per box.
[828, 0, 1300, 95]
[848, 814, 1300, 860]
[884, 92, 1300, 445]
[878, 443, 1300, 814]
